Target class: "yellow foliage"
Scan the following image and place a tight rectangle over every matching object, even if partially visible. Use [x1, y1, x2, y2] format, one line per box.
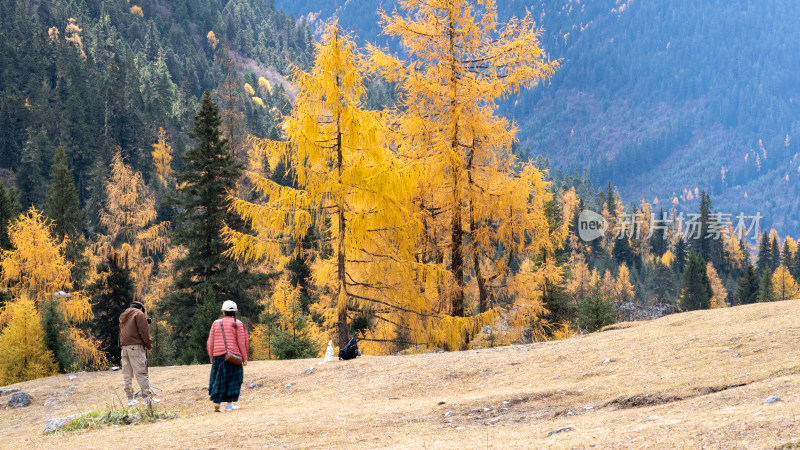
[251, 96, 265, 108]
[559, 188, 579, 232]
[64, 18, 86, 59]
[565, 252, 591, 300]
[0, 208, 73, 307]
[206, 30, 219, 50]
[151, 127, 173, 187]
[707, 263, 728, 308]
[258, 77, 272, 94]
[142, 245, 187, 311]
[772, 266, 800, 302]
[369, 0, 561, 317]
[0, 296, 58, 385]
[96, 151, 169, 301]
[130, 5, 143, 17]
[244, 83, 255, 96]
[614, 264, 635, 303]
[48, 26, 59, 41]
[229, 21, 447, 352]
[661, 250, 675, 268]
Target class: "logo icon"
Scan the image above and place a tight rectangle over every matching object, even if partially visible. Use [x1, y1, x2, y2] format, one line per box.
[578, 210, 607, 242]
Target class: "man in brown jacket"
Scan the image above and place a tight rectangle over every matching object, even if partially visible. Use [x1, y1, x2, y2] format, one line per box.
[119, 301, 157, 406]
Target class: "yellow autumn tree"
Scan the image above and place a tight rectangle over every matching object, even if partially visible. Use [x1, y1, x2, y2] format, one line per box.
[370, 0, 561, 315]
[706, 262, 728, 308]
[0, 296, 58, 385]
[96, 151, 169, 300]
[64, 18, 86, 59]
[151, 127, 173, 187]
[206, 31, 219, 49]
[0, 209, 103, 367]
[614, 263, 635, 303]
[565, 251, 591, 300]
[227, 21, 440, 352]
[772, 266, 800, 301]
[130, 5, 143, 17]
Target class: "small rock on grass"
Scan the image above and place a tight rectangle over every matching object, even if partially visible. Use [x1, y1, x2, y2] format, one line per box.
[44, 414, 82, 433]
[602, 359, 612, 365]
[248, 383, 257, 389]
[65, 386, 76, 393]
[304, 367, 314, 375]
[764, 396, 781, 404]
[0, 388, 20, 395]
[285, 383, 292, 388]
[547, 426, 573, 437]
[8, 392, 31, 407]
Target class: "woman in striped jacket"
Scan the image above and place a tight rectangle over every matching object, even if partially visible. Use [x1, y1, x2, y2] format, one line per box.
[207, 300, 249, 412]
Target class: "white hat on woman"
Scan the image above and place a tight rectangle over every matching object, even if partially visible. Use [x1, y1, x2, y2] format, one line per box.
[221, 300, 238, 312]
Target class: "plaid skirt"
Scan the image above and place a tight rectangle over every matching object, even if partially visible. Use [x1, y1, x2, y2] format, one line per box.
[209, 355, 243, 403]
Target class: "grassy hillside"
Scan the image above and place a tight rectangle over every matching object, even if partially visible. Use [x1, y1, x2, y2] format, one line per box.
[3, 300, 800, 448]
[278, 0, 800, 235]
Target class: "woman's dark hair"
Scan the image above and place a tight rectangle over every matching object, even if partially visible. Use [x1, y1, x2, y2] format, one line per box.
[221, 310, 237, 328]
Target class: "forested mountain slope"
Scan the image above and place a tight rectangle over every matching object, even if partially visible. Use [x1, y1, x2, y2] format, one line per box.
[279, 0, 800, 234]
[0, 0, 312, 219]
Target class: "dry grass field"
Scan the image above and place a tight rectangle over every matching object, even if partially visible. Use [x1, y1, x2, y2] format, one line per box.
[2, 300, 800, 449]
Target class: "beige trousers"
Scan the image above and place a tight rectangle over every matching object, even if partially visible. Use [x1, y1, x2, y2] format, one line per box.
[121, 345, 150, 400]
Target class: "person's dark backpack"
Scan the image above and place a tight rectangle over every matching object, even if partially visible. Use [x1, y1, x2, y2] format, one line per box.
[338, 337, 361, 360]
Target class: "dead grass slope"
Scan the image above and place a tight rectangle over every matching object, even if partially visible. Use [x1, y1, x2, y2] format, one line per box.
[2, 300, 800, 449]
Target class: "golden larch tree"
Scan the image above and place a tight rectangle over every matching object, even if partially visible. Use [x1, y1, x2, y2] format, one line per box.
[151, 127, 173, 187]
[614, 263, 635, 303]
[0, 296, 58, 385]
[370, 0, 560, 315]
[227, 21, 432, 351]
[96, 151, 169, 300]
[772, 266, 799, 302]
[706, 262, 728, 308]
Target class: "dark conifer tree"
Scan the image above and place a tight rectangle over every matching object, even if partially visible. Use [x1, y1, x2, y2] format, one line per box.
[735, 262, 761, 305]
[770, 236, 781, 271]
[781, 240, 793, 269]
[679, 252, 712, 311]
[756, 232, 771, 275]
[89, 256, 135, 365]
[673, 237, 688, 272]
[757, 268, 777, 303]
[163, 91, 260, 364]
[0, 181, 20, 250]
[649, 209, 668, 257]
[792, 248, 800, 281]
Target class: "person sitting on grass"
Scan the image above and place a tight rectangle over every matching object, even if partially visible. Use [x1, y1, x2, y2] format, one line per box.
[207, 300, 249, 412]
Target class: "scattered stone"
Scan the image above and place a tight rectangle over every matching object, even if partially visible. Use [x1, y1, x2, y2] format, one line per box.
[470, 408, 481, 413]
[619, 302, 679, 322]
[201, 386, 209, 390]
[584, 406, 594, 410]
[304, 367, 314, 375]
[110, 366, 120, 371]
[437, 401, 446, 405]
[502, 401, 509, 405]
[723, 349, 729, 353]
[733, 353, 740, 358]
[68, 375, 76, 380]
[602, 359, 612, 365]
[764, 396, 781, 404]
[44, 414, 82, 433]
[455, 426, 465, 430]
[285, 383, 292, 388]
[482, 325, 492, 334]
[177, 389, 183, 393]
[444, 411, 453, 417]
[249, 383, 257, 389]
[0, 388, 20, 396]
[547, 426, 573, 437]
[8, 392, 31, 407]
[65, 386, 76, 393]
[490, 416, 503, 423]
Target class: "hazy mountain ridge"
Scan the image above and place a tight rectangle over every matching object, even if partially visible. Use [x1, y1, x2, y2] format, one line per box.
[277, 0, 800, 235]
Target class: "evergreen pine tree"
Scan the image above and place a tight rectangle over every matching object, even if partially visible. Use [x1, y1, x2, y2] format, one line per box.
[735, 262, 761, 305]
[756, 232, 771, 275]
[45, 146, 87, 286]
[41, 296, 77, 373]
[612, 236, 634, 267]
[89, 256, 135, 365]
[652, 262, 679, 304]
[770, 236, 781, 271]
[576, 285, 619, 332]
[270, 300, 321, 359]
[147, 312, 175, 367]
[673, 237, 688, 272]
[781, 240, 793, 269]
[679, 252, 712, 311]
[792, 248, 800, 281]
[164, 91, 260, 364]
[757, 267, 777, 302]
[0, 181, 20, 250]
[45, 147, 82, 239]
[649, 209, 668, 257]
